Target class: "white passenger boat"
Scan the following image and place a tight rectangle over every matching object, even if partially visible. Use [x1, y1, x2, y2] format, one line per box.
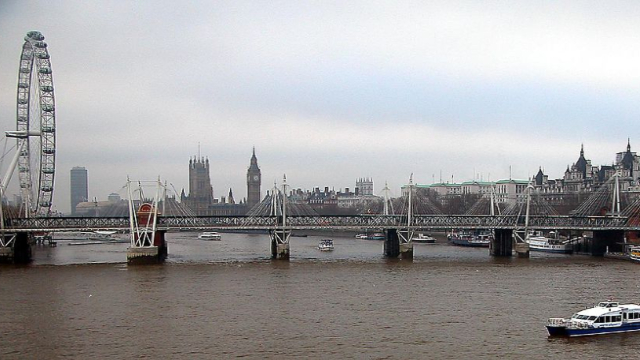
[547, 300, 640, 337]
[318, 239, 334, 251]
[198, 232, 222, 240]
[411, 233, 436, 243]
[525, 231, 573, 254]
[629, 246, 640, 262]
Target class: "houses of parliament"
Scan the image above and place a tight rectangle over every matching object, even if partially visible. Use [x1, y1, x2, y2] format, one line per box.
[181, 148, 261, 216]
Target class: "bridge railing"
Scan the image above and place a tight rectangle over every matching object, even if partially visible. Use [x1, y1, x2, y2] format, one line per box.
[2, 214, 636, 231]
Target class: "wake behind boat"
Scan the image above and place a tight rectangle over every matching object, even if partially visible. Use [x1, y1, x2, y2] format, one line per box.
[547, 300, 640, 337]
[198, 232, 222, 240]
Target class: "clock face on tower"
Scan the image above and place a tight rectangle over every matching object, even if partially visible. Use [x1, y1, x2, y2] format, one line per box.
[253, 175, 259, 181]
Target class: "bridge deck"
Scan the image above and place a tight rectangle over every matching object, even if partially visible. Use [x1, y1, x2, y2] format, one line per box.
[3, 215, 637, 232]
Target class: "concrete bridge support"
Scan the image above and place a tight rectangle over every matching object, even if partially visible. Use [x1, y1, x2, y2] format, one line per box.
[127, 230, 167, 265]
[491, 229, 513, 257]
[0, 232, 32, 264]
[400, 240, 413, 260]
[592, 230, 625, 256]
[384, 229, 400, 258]
[270, 229, 290, 260]
[514, 242, 530, 258]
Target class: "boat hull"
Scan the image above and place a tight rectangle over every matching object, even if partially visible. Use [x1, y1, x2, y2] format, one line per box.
[529, 246, 573, 254]
[413, 239, 436, 244]
[450, 238, 490, 247]
[547, 322, 640, 337]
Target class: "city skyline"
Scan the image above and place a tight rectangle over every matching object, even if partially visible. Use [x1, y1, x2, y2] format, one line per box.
[2, 1, 640, 213]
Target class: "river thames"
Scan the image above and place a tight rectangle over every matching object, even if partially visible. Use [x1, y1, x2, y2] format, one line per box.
[1, 232, 639, 359]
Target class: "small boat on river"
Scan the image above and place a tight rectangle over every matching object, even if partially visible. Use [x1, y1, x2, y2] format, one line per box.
[355, 232, 385, 240]
[198, 232, 222, 240]
[411, 233, 436, 244]
[448, 231, 491, 247]
[546, 300, 640, 337]
[318, 239, 334, 251]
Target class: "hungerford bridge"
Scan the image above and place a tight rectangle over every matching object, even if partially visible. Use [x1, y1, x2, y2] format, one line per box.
[2, 31, 638, 264]
[2, 176, 640, 264]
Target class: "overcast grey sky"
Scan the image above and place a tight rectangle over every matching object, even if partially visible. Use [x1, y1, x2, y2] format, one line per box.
[2, 1, 640, 213]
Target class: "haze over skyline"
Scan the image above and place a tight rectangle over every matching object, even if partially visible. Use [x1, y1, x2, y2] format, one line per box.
[2, 1, 640, 213]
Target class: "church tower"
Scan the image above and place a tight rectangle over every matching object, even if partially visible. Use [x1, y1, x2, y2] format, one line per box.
[246, 147, 261, 210]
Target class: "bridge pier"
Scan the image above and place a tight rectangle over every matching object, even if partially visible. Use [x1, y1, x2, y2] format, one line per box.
[514, 242, 530, 258]
[491, 229, 513, 257]
[0, 232, 33, 264]
[384, 229, 399, 258]
[592, 230, 625, 256]
[400, 240, 413, 260]
[270, 229, 290, 260]
[127, 230, 167, 265]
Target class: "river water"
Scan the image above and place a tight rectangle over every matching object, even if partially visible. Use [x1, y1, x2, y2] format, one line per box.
[1, 232, 639, 359]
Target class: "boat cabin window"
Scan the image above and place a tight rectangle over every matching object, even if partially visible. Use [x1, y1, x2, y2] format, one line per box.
[598, 302, 619, 308]
[631, 312, 640, 320]
[595, 315, 621, 323]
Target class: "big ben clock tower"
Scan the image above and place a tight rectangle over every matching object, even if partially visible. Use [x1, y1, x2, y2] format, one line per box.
[246, 147, 261, 210]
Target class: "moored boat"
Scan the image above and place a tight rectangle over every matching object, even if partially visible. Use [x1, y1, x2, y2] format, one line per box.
[526, 231, 573, 254]
[198, 232, 222, 240]
[318, 239, 334, 251]
[364, 233, 385, 240]
[412, 233, 436, 244]
[546, 300, 640, 337]
[356, 232, 385, 240]
[448, 231, 491, 247]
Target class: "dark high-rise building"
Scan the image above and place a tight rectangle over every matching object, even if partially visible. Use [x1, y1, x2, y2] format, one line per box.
[185, 157, 213, 214]
[246, 148, 261, 210]
[70, 166, 88, 215]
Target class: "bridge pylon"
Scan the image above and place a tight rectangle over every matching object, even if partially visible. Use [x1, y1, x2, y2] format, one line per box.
[125, 178, 168, 264]
[386, 175, 414, 259]
[269, 175, 290, 260]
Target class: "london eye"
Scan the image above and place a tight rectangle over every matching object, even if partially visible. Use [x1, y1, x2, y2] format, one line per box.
[2, 31, 56, 217]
